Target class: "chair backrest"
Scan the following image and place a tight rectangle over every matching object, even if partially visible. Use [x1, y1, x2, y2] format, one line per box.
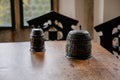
[27, 11, 81, 40]
[94, 16, 120, 58]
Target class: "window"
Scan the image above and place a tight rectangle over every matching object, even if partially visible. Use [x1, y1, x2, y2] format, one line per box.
[20, 0, 52, 28]
[0, 0, 15, 29]
[0, 0, 57, 29]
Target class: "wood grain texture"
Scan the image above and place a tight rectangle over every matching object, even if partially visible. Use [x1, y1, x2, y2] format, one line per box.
[0, 41, 120, 80]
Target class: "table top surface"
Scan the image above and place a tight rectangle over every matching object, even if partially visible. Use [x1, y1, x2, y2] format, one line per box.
[0, 41, 120, 80]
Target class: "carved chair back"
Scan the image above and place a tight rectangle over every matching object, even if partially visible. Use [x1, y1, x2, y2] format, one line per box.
[27, 11, 81, 40]
[94, 16, 120, 58]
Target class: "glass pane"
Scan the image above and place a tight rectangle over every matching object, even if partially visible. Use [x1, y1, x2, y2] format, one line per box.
[23, 0, 51, 26]
[0, 0, 12, 27]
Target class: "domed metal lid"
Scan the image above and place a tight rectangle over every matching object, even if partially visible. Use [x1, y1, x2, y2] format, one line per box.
[30, 28, 44, 37]
[67, 30, 91, 40]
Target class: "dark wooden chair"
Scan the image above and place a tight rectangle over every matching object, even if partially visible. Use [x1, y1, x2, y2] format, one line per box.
[27, 11, 81, 40]
[94, 16, 120, 58]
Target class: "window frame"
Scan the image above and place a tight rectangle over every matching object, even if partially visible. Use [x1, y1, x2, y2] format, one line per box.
[19, 0, 54, 28]
[0, 0, 15, 29]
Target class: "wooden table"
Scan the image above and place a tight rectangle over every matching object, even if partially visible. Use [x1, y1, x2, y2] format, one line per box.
[0, 41, 120, 80]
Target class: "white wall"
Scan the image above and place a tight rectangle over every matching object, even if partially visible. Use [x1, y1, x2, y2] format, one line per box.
[59, 0, 75, 19]
[104, 0, 120, 22]
[75, 0, 85, 29]
[59, 0, 86, 29]
[93, 0, 104, 43]
[94, 0, 104, 26]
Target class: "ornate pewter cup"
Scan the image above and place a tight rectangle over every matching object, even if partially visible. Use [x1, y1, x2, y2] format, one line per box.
[66, 30, 91, 59]
[30, 28, 45, 52]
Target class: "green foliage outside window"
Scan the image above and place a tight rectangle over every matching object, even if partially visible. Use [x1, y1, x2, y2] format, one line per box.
[23, 0, 51, 26]
[0, 0, 12, 27]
